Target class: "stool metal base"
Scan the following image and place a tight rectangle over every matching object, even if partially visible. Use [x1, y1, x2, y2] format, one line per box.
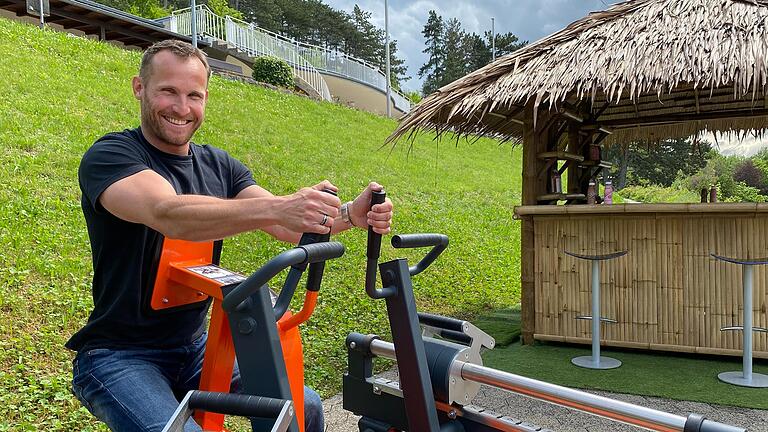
[717, 371, 768, 388]
[571, 355, 622, 370]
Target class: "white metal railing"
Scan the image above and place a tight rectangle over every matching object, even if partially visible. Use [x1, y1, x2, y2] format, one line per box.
[170, 5, 331, 101]
[167, 5, 411, 112]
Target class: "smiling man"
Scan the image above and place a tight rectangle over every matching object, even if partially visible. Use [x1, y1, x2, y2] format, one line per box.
[67, 39, 393, 432]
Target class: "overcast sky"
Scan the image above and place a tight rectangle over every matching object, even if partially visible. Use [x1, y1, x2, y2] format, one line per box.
[321, 0, 614, 93]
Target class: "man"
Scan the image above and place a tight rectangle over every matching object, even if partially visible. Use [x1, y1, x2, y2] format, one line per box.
[66, 39, 393, 432]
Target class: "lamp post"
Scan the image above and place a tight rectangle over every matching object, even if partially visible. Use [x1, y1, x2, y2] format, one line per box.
[491, 17, 495, 61]
[385, 0, 391, 117]
[190, 0, 198, 48]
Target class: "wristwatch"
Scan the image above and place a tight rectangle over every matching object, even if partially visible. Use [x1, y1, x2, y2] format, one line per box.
[341, 201, 354, 226]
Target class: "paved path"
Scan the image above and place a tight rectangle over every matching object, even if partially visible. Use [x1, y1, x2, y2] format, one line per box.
[323, 369, 767, 431]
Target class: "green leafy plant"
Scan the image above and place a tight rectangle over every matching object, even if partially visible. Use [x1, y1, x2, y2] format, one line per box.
[251, 57, 294, 89]
[206, 0, 244, 20]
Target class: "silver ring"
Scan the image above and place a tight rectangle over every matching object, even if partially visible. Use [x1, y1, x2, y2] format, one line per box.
[320, 214, 328, 226]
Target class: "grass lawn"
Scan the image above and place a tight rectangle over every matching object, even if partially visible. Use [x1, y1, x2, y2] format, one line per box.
[0, 19, 521, 430]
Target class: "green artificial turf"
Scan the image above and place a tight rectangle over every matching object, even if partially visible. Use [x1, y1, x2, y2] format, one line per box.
[483, 341, 768, 410]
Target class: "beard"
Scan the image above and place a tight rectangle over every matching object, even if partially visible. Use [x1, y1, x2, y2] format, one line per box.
[140, 97, 201, 148]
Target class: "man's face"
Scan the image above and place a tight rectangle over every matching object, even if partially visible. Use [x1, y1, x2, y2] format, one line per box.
[132, 51, 208, 154]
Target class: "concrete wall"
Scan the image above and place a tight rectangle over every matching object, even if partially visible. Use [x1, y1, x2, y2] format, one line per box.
[322, 73, 405, 119]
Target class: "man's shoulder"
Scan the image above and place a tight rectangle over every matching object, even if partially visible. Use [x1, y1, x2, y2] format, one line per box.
[92, 128, 142, 148]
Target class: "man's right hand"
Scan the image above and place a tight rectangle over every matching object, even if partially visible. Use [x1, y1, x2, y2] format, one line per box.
[275, 181, 341, 234]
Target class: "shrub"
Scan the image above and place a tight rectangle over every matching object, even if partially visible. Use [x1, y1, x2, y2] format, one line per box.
[722, 182, 768, 203]
[251, 57, 294, 89]
[619, 184, 699, 203]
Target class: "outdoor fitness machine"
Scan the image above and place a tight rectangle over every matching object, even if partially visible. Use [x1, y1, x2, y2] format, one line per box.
[342, 191, 747, 432]
[153, 190, 345, 432]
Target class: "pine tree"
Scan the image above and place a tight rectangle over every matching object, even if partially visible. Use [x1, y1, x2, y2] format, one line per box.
[462, 32, 490, 73]
[439, 18, 466, 88]
[418, 10, 444, 95]
[487, 31, 526, 59]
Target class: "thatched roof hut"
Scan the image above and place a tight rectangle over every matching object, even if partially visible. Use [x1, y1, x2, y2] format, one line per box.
[390, 0, 768, 146]
[389, 0, 768, 348]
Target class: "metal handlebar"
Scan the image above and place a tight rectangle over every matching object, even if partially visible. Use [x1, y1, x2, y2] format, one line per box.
[392, 234, 449, 276]
[222, 242, 345, 313]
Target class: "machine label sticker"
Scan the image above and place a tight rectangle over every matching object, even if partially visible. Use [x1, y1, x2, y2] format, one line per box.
[186, 265, 246, 284]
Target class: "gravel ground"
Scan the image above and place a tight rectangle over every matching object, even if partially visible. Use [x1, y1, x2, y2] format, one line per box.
[322, 368, 767, 432]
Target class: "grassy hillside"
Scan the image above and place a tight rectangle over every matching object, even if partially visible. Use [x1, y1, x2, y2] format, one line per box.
[0, 19, 522, 430]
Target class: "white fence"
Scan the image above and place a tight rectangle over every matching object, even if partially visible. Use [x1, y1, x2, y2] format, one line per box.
[167, 5, 411, 112]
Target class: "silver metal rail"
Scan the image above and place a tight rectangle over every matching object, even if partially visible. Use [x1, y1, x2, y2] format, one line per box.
[166, 5, 412, 112]
[168, 5, 331, 101]
[368, 339, 745, 432]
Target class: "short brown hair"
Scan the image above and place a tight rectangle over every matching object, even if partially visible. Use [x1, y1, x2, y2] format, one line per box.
[139, 39, 211, 83]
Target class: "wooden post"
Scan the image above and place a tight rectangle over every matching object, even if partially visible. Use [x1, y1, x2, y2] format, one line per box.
[567, 121, 581, 195]
[521, 102, 550, 344]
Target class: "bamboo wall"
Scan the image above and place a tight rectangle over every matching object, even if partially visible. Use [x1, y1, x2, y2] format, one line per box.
[524, 206, 768, 358]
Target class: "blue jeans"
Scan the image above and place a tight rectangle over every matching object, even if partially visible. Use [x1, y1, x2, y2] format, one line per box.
[71, 333, 323, 432]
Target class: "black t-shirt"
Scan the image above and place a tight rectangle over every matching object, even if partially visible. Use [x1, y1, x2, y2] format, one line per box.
[66, 128, 256, 352]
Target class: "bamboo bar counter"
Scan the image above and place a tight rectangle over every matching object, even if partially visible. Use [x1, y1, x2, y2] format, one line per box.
[388, 1, 768, 358]
[513, 203, 768, 358]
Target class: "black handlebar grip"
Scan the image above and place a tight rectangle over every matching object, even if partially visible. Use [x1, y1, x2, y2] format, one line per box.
[299, 242, 346, 264]
[392, 234, 449, 249]
[366, 190, 386, 260]
[188, 391, 288, 419]
[418, 312, 465, 332]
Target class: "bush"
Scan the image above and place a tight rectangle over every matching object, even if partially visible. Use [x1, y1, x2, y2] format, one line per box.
[251, 57, 294, 89]
[619, 184, 699, 203]
[722, 182, 768, 203]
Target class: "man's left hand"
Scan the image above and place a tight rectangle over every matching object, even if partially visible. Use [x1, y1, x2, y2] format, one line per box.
[350, 182, 393, 234]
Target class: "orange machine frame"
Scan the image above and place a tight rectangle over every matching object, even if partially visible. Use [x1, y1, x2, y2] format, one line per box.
[151, 238, 317, 431]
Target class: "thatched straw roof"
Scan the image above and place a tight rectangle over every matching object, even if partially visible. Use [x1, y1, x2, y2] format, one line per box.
[390, 0, 768, 145]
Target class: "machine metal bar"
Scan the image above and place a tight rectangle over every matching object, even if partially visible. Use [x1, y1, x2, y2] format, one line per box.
[367, 339, 740, 432]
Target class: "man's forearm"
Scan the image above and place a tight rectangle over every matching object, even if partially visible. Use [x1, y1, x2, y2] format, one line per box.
[153, 194, 282, 241]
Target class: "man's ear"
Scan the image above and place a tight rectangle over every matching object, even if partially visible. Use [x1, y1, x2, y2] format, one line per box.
[131, 76, 143, 100]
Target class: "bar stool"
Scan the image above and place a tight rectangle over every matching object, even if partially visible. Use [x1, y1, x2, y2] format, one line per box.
[564, 250, 628, 370]
[711, 254, 768, 388]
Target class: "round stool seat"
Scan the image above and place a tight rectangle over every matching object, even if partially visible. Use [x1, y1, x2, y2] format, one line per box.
[710, 254, 768, 265]
[564, 251, 628, 261]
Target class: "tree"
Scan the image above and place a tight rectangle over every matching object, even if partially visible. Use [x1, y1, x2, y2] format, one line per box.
[99, 0, 169, 18]
[462, 32, 489, 73]
[419, 12, 526, 94]
[347, 5, 384, 64]
[734, 159, 768, 194]
[439, 18, 467, 88]
[418, 10, 444, 95]
[486, 31, 526, 58]
[208, 0, 243, 20]
[605, 138, 712, 188]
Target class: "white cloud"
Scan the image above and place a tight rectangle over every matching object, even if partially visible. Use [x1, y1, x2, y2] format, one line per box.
[704, 132, 768, 157]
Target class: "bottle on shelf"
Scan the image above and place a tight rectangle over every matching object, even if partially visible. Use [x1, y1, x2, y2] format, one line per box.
[587, 180, 597, 204]
[604, 179, 613, 205]
[550, 169, 562, 194]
